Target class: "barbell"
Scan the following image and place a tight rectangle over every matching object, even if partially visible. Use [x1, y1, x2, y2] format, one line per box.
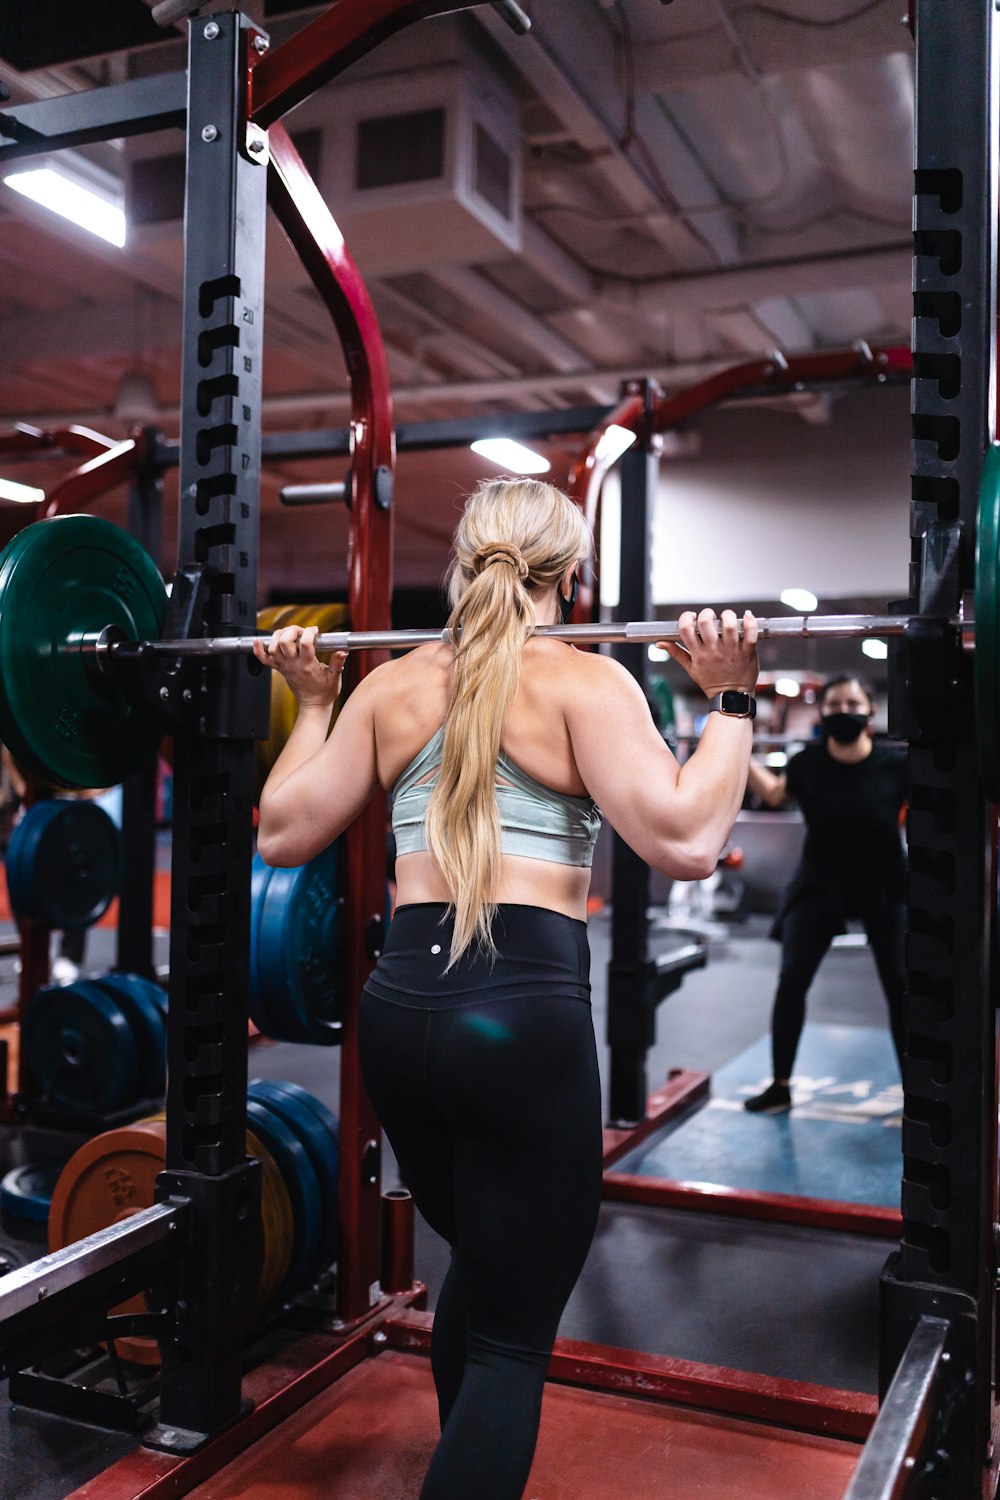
[1, 446, 998, 798]
[89, 609, 970, 659]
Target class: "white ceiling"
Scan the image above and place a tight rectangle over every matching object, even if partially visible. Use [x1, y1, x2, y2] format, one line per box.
[0, 0, 913, 596]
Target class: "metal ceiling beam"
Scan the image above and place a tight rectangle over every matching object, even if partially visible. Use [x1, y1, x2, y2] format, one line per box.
[601, 242, 910, 318]
[428, 263, 589, 372]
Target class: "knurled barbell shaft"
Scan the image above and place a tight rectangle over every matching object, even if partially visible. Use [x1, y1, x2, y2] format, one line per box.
[94, 611, 972, 663]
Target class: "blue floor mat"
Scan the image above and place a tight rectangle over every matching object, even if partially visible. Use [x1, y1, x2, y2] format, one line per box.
[616, 1023, 902, 1207]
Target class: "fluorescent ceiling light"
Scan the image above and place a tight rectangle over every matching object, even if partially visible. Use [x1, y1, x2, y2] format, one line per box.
[779, 587, 818, 613]
[764, 752, 788, 768]
[774, 677, 801, 697]
[594, 424, 637, 465]
[470, 438, 551, 474]
[4, 167, 126, 247]
[0, 477, 44, 504]
[862, 638, 888, 660]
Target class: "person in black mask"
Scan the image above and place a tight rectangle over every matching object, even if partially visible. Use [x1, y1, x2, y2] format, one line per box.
[742, 675, 906, 1113]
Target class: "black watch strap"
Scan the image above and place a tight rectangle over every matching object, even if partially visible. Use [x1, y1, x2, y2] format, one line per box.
[708, 690, 756, 721]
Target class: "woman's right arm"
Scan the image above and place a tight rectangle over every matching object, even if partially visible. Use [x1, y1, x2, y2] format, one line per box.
[565, 608, 759, 880]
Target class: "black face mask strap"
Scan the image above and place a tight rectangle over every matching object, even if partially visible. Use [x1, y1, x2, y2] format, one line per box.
[559, 571, 579, 624]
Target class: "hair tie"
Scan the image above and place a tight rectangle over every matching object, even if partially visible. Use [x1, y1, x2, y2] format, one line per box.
[472, 541, 529, 581]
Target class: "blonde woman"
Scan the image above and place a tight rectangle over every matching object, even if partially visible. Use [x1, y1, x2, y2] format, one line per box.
[253, 477, 759, 1500]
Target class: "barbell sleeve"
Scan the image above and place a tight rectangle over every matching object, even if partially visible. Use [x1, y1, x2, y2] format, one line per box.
[279, 482, 348, 507]
[93, 610, 973, 664]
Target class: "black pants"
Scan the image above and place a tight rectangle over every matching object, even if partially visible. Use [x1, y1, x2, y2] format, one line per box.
[359, 904, 603, 1500]
[771, 880, 906, 1081]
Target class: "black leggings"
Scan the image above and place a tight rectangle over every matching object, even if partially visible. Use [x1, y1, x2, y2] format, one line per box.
[359, 904, 603, 1500]
[772, 884, 906, 1081]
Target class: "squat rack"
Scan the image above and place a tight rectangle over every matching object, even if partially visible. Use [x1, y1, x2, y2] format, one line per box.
[0, 0, 511, 1451]
[0, 1, 994, 1495]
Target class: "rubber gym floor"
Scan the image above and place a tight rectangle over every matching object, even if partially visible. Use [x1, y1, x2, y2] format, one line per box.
[0, 872, 895, 1500]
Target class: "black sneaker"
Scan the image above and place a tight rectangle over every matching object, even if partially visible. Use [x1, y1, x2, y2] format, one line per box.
[744, 1082, 792, 1114]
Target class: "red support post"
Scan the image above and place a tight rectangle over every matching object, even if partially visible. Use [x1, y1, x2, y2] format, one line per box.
[568, 344, 912, 524]
[40, 436, 143, 519]
[0, 424, 117, 459]
[267, 123, 395, 1324]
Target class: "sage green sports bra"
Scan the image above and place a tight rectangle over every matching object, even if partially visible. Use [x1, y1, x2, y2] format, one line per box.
[392, 725, 602, 867]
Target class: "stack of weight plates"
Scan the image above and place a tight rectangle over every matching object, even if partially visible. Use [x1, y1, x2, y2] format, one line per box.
[6, 799, 122, 929]
[249, 845, 344, 1045]
[23, 972, 168, 1115]
[246, 1078, 340, 1288]
[45, 1081, 338, 1365]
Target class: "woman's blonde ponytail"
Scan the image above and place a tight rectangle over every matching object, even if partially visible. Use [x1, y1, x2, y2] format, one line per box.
[424, 477, 591, 964]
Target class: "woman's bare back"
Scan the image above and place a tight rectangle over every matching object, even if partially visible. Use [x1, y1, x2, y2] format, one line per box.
[373, 638, 593, 919]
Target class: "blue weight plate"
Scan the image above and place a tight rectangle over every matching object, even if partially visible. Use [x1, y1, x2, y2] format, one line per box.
[245, 1097, 323, 1299]
[257, 844, 343, 1046]
[248, 855, 288, 1040]
[23, 980, 139, 1114]
[0, 1163, 62, 1224]
[90, 973, 166, 1100]
[248, 1079, 340, 1270]
[251, 854, 318, 1046]
[6, 801, 61, 924]
[123, 974, 168, 1018]
[7, 800, 121, 929]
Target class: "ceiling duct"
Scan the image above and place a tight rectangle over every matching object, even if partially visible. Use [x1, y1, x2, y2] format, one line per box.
[320, 59, 522, 276]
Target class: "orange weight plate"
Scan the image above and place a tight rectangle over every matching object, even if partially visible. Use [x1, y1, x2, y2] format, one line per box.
[48, 1119, 173, 1366]
[48, 1118, 294, 1365]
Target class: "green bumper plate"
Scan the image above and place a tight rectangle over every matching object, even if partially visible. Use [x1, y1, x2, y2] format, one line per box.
[0, 515, 167, 789]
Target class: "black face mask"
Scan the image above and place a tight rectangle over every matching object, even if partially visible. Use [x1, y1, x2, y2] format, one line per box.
[821, 711, 869, 745]
[559, 572, 579, 624]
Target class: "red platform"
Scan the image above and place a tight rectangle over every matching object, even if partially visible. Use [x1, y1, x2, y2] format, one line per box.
[175, 1351, 860, 1500]
[65, 1304, 869, 1500]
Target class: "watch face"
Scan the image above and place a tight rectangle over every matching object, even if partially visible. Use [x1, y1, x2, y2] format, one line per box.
[720, 690, 751, 714]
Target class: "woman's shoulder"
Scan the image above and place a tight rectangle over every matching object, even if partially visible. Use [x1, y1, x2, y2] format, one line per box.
[364, 642, 451, 692]
[522, 638, 633, 683]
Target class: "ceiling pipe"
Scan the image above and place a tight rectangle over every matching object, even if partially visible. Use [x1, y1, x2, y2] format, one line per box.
[16, 343, 909, 431]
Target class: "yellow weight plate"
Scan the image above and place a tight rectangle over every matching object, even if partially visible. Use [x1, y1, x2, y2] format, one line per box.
[138, 1111, 290, 1307]
[253, 605, 300, 801]
[253, 604, 348, 803]
[250, 1125, 295, 1308]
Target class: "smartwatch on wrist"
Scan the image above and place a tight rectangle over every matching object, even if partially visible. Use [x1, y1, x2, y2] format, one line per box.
[707, 690, 756, 721]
